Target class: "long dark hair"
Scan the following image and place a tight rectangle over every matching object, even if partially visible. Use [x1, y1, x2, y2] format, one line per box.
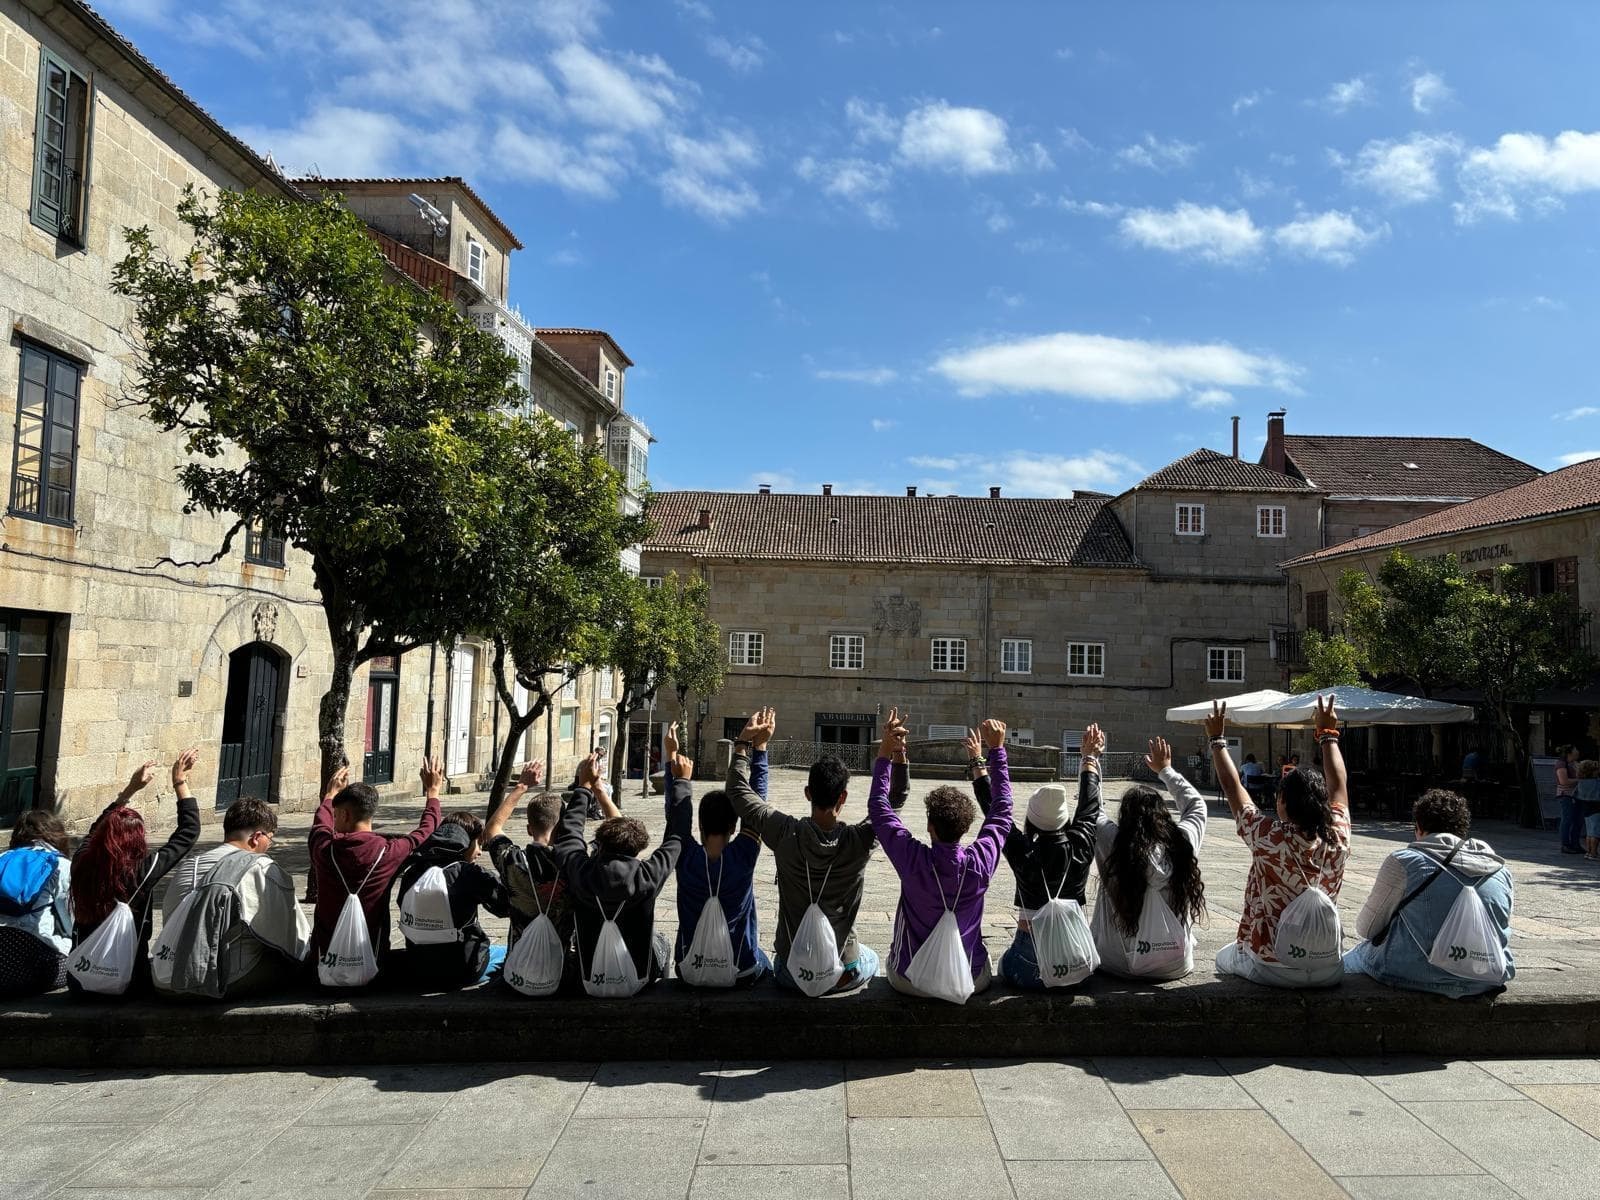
[1103, 785, 1206, 938]
[72, 807, 148, 928]
[1279, 767, 1336, 847]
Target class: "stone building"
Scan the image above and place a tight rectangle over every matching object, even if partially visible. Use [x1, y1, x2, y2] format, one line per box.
[1282, 456, 1600, 755]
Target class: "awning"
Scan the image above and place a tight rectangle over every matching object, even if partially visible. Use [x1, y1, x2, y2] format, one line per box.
[1165, 690, 1290, 725]
[1223, 685, 1476, 728]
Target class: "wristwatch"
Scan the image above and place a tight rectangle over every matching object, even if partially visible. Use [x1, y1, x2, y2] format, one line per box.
[734, 739, 754, 755]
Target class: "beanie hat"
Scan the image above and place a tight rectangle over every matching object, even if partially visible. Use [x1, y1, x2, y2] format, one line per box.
[1026, 783, 1070, 831]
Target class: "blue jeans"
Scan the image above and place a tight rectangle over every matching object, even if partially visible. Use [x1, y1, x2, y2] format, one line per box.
[1000, 928, 1046, 990]
[478, 944, 507, 985]
[776, 944, 878, 993]
[1560, 797, 1582, 850]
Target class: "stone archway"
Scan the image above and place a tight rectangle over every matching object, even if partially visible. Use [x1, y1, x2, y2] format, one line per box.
[199, 598, 310, 807]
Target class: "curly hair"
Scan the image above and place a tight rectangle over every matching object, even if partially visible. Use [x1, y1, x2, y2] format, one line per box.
[594, 816, 649, 857]
[1413, 789, 1471, 838]
[9, 810, 68, 853]
[1579, 760, 1600, 780]
[1279, 767, 1337, 845]
[71, 806, 148, 928]
[925, 785, 977, 843]
[1103, 785, 1206, 939]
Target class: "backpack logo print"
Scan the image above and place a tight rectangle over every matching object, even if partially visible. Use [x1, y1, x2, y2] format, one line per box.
[155, 945, 174, 961]
[1449, 945, 1469, 962]
[1287, 944, 1308, 960]
[692, 954, 704, 971]
[797, 966, 816, 982]
[73, 955, 91, 973]
[1051, 963, 1072, 978]
[319, 950, 338, 968]
[1136, 940, 1151, 955]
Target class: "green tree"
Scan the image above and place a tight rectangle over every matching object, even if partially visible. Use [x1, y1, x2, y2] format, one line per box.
[605, 573, 722, 795]
[1339, 552, 1475, 697]
[1290, 630, 1368, 692]
[113, 187, 522, 786]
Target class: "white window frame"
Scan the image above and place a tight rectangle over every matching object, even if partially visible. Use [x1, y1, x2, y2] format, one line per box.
[1175, 503, 1206, 536]
[561, 674, 579, 703]
[641, 575, 663, 589]
[829, 633, 864, 671]
[598, 669, 614, 701]
[930, 637, 967, 673]
[467, 238, 485, 286]
[927, 724, 968, 740]
[1000, 638, 1032, 675]
[729, 631, 764, 667]
[605, 368, 617, 400]
[1207, 646, 1246, 683]
[1067, 641, 1105, 678]
[1256, 505, 1286, 538]
[1007, 728, 1035, 747]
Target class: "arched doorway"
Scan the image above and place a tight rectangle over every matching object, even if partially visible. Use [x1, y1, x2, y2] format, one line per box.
[216, 644, 285, 809]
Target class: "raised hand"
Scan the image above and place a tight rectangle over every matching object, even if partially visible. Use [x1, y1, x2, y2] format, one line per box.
[962, 728, 983, 761]
[1082, 723, 1106, 759]
[517, 760, 544, 790]
[121, 761, 158, 801]
[878, 707, 909, 761]
[420, 755, 445, 795]
[323, 764, 350, 801]
[170, 748, 200, 788]
[1203, 700, 1228, 741]
[979, 718, 1007, 751]
[1313, 694, 1339, 737]
[577, 749, 602, 788]
[664, 721, 681, 760]
[739, 707, 776, 748]
[1146, 736, 1172, 774]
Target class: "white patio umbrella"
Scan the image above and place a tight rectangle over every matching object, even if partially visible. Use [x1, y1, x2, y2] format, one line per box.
[1165, 689, 1289, 725]
[1222, 685, 1475, 728]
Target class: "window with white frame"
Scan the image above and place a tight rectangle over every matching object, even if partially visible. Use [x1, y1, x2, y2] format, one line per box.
[1256, 505, 1286, 538]
[1000, 638, 1032, 674]
[599, 669, 614, 700]
[605, 368, 617, 400]
[829, 633, 864, 670]
[927, 724, 968, 740]
[729, 631, 764, 666]
[1067, 641, 1105, 678]
[1175, 503, 1206, 535]
[467, 238, 485, 286]
[641, 576, 663, 589]
[930, 637, 967, 672]
[1007, 728, 1035, 747]
[1207, 646, 1245, 683]
[561, 674, 578, 702]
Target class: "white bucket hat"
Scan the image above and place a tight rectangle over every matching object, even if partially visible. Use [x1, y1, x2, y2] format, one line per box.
[1026, 783, 1070, 831]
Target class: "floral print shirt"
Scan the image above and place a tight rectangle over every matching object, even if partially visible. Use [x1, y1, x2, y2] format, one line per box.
[1234, 802, 1351, 962]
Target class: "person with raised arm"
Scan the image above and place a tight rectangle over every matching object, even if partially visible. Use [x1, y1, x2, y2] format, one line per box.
[1213, 697, 1350, 988]
[484, 759, 580, 992]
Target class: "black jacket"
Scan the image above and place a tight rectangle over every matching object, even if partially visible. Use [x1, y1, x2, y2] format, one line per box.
[976, 769, 1101, 909]
[396, 824, 511, 986]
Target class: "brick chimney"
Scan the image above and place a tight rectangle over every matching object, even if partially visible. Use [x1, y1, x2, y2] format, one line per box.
[758, 483, 771, 495]
[696, 508, 712, 530]
[906, 486, 917, 497]
[1265, 410, 1287, 474]
[989, 486, 1001, 499]
[822, 483, 833, 496]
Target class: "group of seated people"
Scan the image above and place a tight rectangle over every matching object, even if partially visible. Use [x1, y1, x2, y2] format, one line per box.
[0, 696, 1514, 1004]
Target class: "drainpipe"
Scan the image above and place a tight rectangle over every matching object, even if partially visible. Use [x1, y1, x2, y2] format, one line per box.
[441, 639, 455, 774]
[424, 641, 438, 757]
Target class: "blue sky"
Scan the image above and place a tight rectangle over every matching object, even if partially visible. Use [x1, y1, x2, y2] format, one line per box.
[103, 1, 1600, 497]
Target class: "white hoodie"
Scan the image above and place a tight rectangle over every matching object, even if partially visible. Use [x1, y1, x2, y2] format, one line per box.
[1354, 832, 1507, 940]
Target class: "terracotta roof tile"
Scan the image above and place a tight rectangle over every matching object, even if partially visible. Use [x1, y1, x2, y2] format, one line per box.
[1135, 449, 1314, 493]
[1277, 435, 1540, 499]
[640, 491, 1139, 567]
[1287, 456, 1600, 565]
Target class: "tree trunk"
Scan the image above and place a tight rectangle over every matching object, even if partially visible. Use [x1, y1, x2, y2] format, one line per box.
[609, 688, 647, 798]
[485, 704, 542, 816]
[316, 596, 363, 790]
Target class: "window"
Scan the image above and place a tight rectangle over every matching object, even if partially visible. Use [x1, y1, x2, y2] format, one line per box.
[599, 669, 614, 701]
[1000, 638, 1032, 675]
[31, 49, 91, 244]
[244, 522, 285, 567]
[9, 342, 81, 525]
[641, 576, 663, 589]
[1, 611, 55, 826]
[627, 441, 648, 491]
[1208, 646, 1246, 683]
[1067, 641, 1105, 678]
[1007, 728, 1035, 747]
[1256, 505, 1286, 538]
[605, 368, 617, 401]
[565, 420, 582, 447]
[1175, 504, 1205, 536]
[729, 631, 764, 666]
[1306, 590, 1329, 633]
[927, 724, 968, 740]
[466, 238, 485, 286]
[829, 634, 864, 671]
[558, 708, 576, 741]
[930, 637, 967, 672]
[561, 674, 578, 702]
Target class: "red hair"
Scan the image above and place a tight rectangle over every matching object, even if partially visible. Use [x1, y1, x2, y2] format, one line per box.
[72, 807, 148, 928]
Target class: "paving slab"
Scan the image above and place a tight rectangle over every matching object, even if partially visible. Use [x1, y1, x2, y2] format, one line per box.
[208, 1121, 423, 1200]
[0, 1120, 149, 1199]
[577, 1060, 719, 1118]
[1336, 1177, 1520, 1200]
[527, 1116, 706, 1200]
[1093, 1056, 1259, 1109]
[1131, 1109, 1347, 1200]
[1339, 1056, 1526, 1102]
[1518, 1083, 1600, 1138]
[1477, 1057, 1600, 1084]
[703, 1061, 847, 1165]
[845, 1059, 984, 1117]
[688, 1164, 851, 1200]
[1406, 1099, 1600, 1200]
[295, 1066, 467, 1126]
[972, 1059, 1149, 1160]
[848, 1116, 1014, 1200]
[1006, 1159, 1181, 1200]
[54, 1190, 210, 1200]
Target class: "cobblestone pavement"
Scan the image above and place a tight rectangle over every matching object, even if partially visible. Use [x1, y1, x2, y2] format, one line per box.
[247, 765, 1600, 988]
[6, 1055, 1600, 1198]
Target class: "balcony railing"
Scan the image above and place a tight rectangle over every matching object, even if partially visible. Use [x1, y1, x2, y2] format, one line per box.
[1272, 624, 1340, 667]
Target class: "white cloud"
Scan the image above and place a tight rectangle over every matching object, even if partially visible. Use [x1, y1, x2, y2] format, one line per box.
[1190, 387, 1235, 409]
[1556, 406, 1599, 420]
[552, 43, 680, 132]
[674, 0, 712, 19]
[908, 455, 962, 471]
[491, 122, 625, 198]
[896, 102, 1019, 175]
[705, 33, 765, 73]
[658, 127, 761, 221]
[1232, 90, 1269, 116]
[845, 97, 899, 144]
[1556, 451, 1600, 467]
[816, 367, 899, 385]
[1120, 203, 1264, 263]
[1061, 197, 1123, 217]
[1317, 76, 1374, 114]
[1410, 69, 1452, 114]
[796, 155, 894, 226]
[1273, 210, 1386, 265]
[745, 471, 800, 493]
[903, 450, 1144, 497]
[1344, 134, 1461, 204]
[932, 331, 1298, 403]
[987, 286, 1025, 308]
[1059, 127, 1095, 153]
[1457, 130, 1600, 222]
[871, 418, 897, 432]
[237, 104, 413, 177]
[1116, 134, 1199, 171]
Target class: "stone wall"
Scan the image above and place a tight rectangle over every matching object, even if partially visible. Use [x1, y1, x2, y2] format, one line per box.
[1112, 488, 1323, 578]
[1322, 498, 1457, 548]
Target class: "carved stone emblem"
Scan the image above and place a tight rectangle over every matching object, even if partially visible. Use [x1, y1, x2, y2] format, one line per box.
[872, 594, 922, 636]
[252, 601, 280, 644]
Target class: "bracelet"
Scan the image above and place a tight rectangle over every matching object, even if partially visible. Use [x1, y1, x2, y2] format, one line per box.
[1209, 737, 1229, 750]
[967, 757, 985, 769]
[1318, 732, 1340, 744]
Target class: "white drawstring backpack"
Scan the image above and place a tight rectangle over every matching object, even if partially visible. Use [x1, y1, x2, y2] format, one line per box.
[503, 861, 566, 997]
[317, 845, 386, 988]
[1273, 847, 1342, 970]
[1426, 873, 1509, 983]
[1028, 868, 1098, 988]
[678, 857, 738, 988]
[785, 861, 842, 997]
[1126, 877, 1189, 977]
[69, 862, 158, 995]
[583, 898, 643, 997]
[150, 884, 201, 991]
[398, 864, 459, 944]
[903, 865, 975, 1005]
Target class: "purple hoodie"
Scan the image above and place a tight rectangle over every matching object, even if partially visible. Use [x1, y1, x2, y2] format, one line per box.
[870, 746, 1013, 979]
